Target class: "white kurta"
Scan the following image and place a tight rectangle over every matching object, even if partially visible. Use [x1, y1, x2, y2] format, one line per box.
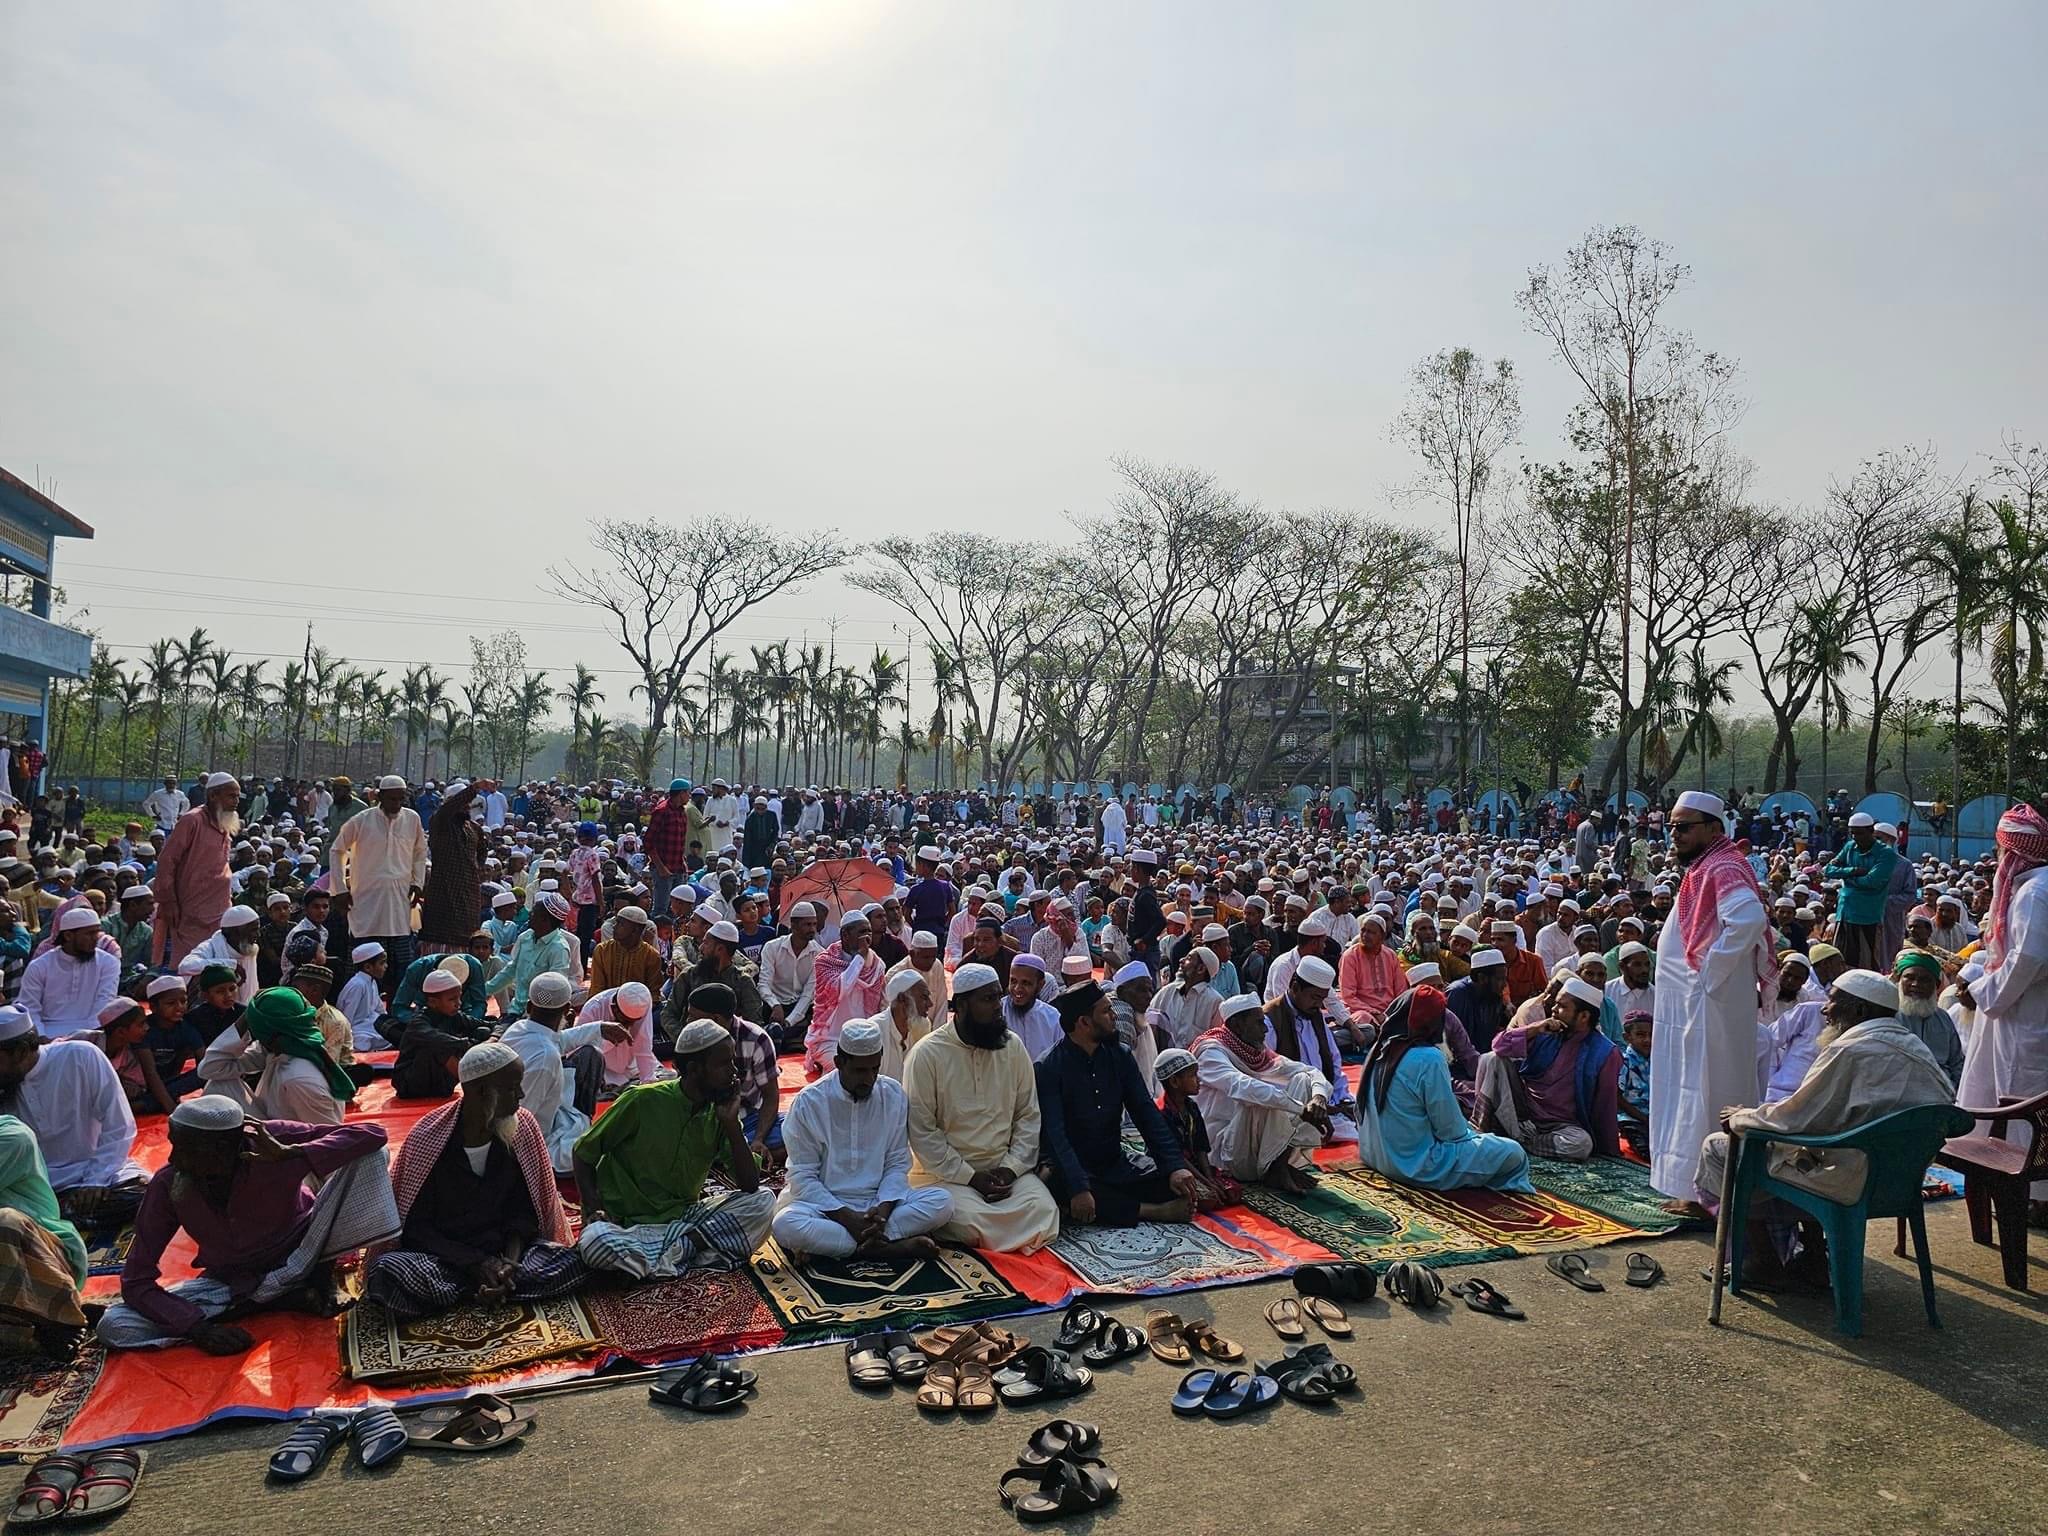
[16, 948, 120, 1038]
[180, 932, 259, 1006]
[338, 971, 386, 1052]
[501, 1017, 604, 1172]
[1004, 998, 1062, 1061]
[772, 1072, 953, 1257]
[1959, 865, 2048, 1196]
[871, 1006, 931, 1083]
[1650, 879, 1768, 1198]
[1192, 1038, 1330, 1181]
[1264, 947, 1354, 1025]
[1100, 801, 1127, 852]
[13, 1040, 138, 1189]
[577, 988, 658, 1089]
[330, 805, 427, 938]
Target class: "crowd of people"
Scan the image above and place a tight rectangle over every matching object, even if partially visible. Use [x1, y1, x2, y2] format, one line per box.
[0, 761, 2037, 1362]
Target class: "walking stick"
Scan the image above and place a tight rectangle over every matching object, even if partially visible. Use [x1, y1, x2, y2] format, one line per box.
[1708, 1128, 1740, 1326]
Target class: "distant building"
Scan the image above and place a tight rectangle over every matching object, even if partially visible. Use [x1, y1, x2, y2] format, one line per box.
[1224, 667, 1479, 792]
[0, 467, 94, 795]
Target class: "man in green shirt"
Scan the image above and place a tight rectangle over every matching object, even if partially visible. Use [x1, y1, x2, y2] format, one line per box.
[570, 1018, 773, 1278]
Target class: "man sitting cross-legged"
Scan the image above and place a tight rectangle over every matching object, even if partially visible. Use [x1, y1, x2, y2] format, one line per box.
[770, 1019, 954, 1262]
[501, 971, 626, 1174]
[901, 962, 1061, 1253]
[0, 1005, 146, 1226]
[363, 1042, 589, 1318]
[98, 1095, 396, 1353]
[1358, 985, 1533, 1193]
[570, 1019, 775, 1279]
[1191, 991, 1334, 1194]
[1036, 980, 1197, 1226]
[1472, 974, 1621, 1162]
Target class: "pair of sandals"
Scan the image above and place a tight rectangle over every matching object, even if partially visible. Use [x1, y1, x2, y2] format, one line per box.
[1264, 1294, 1353, 1341]
[1547, 1251, 1666, 1292]
[1292, 1262, 1379, 1303]
[269, 1395, 532, 1482]
[1051, 1302, 1147, 1366]
[10, 1448, 145, 1525]
[1143, 1310, 1242, 1365]
[649, 1354, 757, 1413]
[991, 1347, 1094, 1405]
[1170, 1367, 1280, 1419]
[844, 1331, 929, 1392]
[1255, 1343, 1359, 1405]
[915, 1321, 1024, 1367]
[999, 1421, 1119, 1524]
[1384, 1261, 1444, 1309]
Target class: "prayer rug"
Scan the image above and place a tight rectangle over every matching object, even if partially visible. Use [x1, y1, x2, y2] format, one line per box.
[1391, 1175, 1646, 1255]
[750, 1239, 1023, 1334]
[0, 1342, 104, 1458]
[1236, 1171, 1513, 1269]
[584, 1271, 784, 1364]
[342, 1293, 600, 1383]
[1526, 1156, 1686, 1235]
[82, 1224, 133, 1279]
[1046, 1220, 1276, 1294]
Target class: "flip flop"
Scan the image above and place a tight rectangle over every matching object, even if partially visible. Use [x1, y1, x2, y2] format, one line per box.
[1182, 1319, 1243, 1361]
[955, 1361, 999, 1414]
[1145, 1311, 1193, 1364]
[845, 1336, 895, 1392]
[999, 1457, 1120, 1523]
[1302, 1296, 1353, 1337]
[1201, 1369, 1279, 1419]
[267, 1411, 355, 1482]
[993, 1347, 1093, 1404]
[1263, 1296, 1307, 1341]
[402, 1393, 520, 1433]
[1079, 1319, 1146, 1366]
[1170, 1368, 1220, 1415]
[883, 1332, 929, 1384]
[1450, 1277, 1525, 1319]
[351, 1407, 408, 1469]
[56, 1449, 145, 1523]
[1626, 1253, 1666, 1289]
[1385, 1261, 1443, 1309]
[1547, 1253, 1605, 1293]
[403, 1406, 534, 1453]
[916, 1359, 960, 1414]
[1053, 1300, 1105, 1350]
[1017, 1418, 1102, 1468]
[9, 1454, 86, 1526]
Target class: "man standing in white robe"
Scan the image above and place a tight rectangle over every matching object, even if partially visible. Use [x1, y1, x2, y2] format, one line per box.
[1651, 791, 1772, 1217]
[1955, 804, 2048, 1209]
[1099, 796, 1127, 854]
[1193, 992, 1334, 1193]
[330, 775, 428, 978]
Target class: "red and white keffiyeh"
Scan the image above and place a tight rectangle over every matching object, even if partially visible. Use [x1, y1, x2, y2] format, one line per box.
[1674, 833, 1776, 992]
[1986, 803, 2048, 961]
[389, 1099, 572, 1245]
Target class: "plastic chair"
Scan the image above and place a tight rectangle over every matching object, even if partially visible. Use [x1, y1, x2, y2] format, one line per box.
[1727, 1103, 1975, 1337]
[1933, 1089, 2048, 1291]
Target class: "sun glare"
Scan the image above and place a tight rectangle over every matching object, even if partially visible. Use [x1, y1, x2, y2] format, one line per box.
[639, 0, 889, 62]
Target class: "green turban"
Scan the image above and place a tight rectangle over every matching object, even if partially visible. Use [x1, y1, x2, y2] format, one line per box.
[1893, 950, 1942, 979]
[199, 964, 239, 990]
[245, 987, 355, 1102]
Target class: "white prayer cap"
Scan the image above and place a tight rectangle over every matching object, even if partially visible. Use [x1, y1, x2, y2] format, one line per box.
[1557, 898, 1581, 913]
[459, 1040, 522, 1083]
[1164, 911, 1190, 928]
[528, 972, 574, 1009]
[1561, 976, 1605, 1012]
[56, 907, 102, 933]
[169, 1094, 245, 1130]
[1490, 920, 1520, 936]
[1847, 812, 1875, 829]
[347, 941, 385, 966]
[265, 891, 292, 908]
[1299, 909, 1332, 938]
[1219, 992, 1263, 1021]
[1673, 790, 1725, 818]
[952, 962, 1001, 995]
[1361, 911, 1388, 931]
[220, 904, 260, 928]
[1780, 951, 1813, 973]
[146, 973, 188, 999]
[917, 845, 942, 862]
[205, 772, 239, 791]
[1470, 948, 1506, 969]
[421, 969, 462, 995]
[615, 906, 650, 927]
[1652, 883, 1673, 898]
[491, 891, 518, 909]
[1188, 946, 1219, 979]
[1406, 961, 1442, 986]
[1543, 884, 1564, 899]
[1618, 941, 1650, 961]
[838, 1019, 884, 1057]
[670, 885, 700, 907]
[1451, 924, 1481, 944]
[119, 885, 152, 903]
[1110, 960, 1151, 989]
[706, 920, 741, 944]
[1832, 968, 1898, 1012]
[673, 1018, 729, 1056]
[885, 968, 925, 1004]
[1201, 923, 1229, 943]
[1155, 1047, 1198, 1080]
[1875, 822, 1897, 840]
[910, 929, 940, 950]
[1130, 848, 1159, 867]
[379, 775, 408, 791]
[615, 982, 653, 1019]
[1295, 955, 1337, 989]
[98, 997, 143, 1028]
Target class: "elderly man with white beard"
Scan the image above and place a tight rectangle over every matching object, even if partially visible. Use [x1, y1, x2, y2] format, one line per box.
[179, 903, 264, 1007]
[363, 1042, 588, 1318]
[152, 771, 240, 967]
[1891, 951, 1966, 1091]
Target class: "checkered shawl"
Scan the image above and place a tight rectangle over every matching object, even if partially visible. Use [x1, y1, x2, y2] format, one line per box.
[389, 1100, 572, 1245]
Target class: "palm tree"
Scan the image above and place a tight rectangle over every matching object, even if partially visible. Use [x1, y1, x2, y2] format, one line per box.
[1977, 496, 2048, 799]
[926, 645, 961, 791]
[1793, 594, 1866, 802]
[200, 651, 239, 771]
[463, 684, 490, 777]
[433, 701, 465, 781]
[863, 649, 904, 787]
[170, 627, 214, 776]
[558, 665, 604, 781]
[81, 650, 120, 778]
[1676, 647, 1741, 791]
[1912, 493, 1990, 829]
[143, 639, 179, 777]
[513, 671, 551, 781]
[895, 717, 919, 790]
[114, 671, 148, 779]
[237, 660, 270, 776]
[306, 646, 340, 757]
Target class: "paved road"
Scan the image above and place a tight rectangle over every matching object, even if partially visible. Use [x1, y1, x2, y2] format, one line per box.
[106, 1202, 2048, 1535]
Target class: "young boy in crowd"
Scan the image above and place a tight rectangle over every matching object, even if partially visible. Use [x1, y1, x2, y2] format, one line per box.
[1618, 1009, 1653, 1157]
[141, 972, 207, 1098]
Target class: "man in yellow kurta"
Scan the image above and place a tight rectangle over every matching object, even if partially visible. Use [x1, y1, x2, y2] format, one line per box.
[900, 962, 1059, 1253]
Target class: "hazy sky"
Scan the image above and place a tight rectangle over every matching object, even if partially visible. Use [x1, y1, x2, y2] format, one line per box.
[6, 1, 2045, 727]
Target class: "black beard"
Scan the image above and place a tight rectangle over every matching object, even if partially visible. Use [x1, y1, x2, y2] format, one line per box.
[959, 1018, 1009, 1051]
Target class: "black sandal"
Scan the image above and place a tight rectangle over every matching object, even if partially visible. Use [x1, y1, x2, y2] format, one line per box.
[883, 1331, 929, 1384]
[1292, 1262, 1378, 1303]
[268, 1411, 353, 1482]
[650, 1354, 753, 1411]
[1281, 1341, 1358, 1393]
[1052, 1300, 1105, 1350]
[1079, 1319, 1145, 1366]
[1385, 1262, 1443, 1309]
[999, 1457, 1120, 1522]
[1017, 1418, 1102, 1467]
[1450, 1276, 1525, 1319]
[1625, 1252, 1665, 1289]
[1256, 1356, 1339, 1404]
[992, 1346, 1093, 1403]
[1547, 1253, 1604, 1293]
[845, 1335, 895, 1391]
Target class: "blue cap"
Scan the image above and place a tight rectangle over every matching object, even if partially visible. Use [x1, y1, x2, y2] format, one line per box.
[577, 820, 601, 838]
[669, 778, 690, 794]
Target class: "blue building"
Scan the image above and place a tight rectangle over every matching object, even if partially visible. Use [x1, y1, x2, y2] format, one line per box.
[0, 466, 94, 795]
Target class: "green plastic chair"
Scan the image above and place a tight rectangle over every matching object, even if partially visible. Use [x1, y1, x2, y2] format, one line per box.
[1725, 1103, 1975, 1337]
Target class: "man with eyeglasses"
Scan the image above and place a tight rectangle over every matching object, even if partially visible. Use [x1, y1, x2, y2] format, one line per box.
[1650, 791, 1776, 1218]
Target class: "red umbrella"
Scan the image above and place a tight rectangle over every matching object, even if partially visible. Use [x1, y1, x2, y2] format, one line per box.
[778, 857, 897, 926]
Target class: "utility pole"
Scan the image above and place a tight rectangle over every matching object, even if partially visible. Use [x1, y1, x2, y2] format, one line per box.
[288, 622, 313, 778]
[826, 616, 840, 789]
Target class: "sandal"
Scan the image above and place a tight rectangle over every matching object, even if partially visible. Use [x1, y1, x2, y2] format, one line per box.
[649, 1355, 752, 1412]
[1201, 1369, 1278, 1419]
[56, 1449, 145, 1523]
[1017, 1418, 1101, 1468]
[267, 1411, 354, 1482]
[1053, 1300, 1105, 1350]
[955, 1361, 999, 1415]
[916, 1359, 960, 1414]
[9, 1454, 86, 1526]
[1302, 1296, 1352, 1337]
[1257, 1356, 1339, 1404]
[1145, 1311, 1193, 1365]
[1181, 1319, 1243, 1361]
[403, 1405, 534, 1453]
[352, 1407, 408, 1469]
[1079, 1319, 1145, 1366]
[1263, 1296, 1307, 1341]
[845, 1335, 895, 1392]
[1385, 1262, 1443, 1309]
[1170, 1368, 1220, 1416]
[993, 1347, 1093, 1404]
[1626, 1252, 1665, 1289]
[1285, 1343, 1358, 1394]
[883, 1331, 929, 1384]
[999, 1457, 1119, 1523]
[1293, 1262, 1377, 1303]
[1547, 1253, 1605, 1293]
[1450, 1276, 1525, 1319]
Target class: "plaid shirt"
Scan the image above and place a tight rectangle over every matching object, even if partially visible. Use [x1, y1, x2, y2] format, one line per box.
[729, 1017, 779, 1117]
[646, 798, 692, 870]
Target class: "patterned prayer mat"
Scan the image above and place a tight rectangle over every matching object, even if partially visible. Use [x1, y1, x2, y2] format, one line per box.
[1526, 1156, 1686, 1235]
[584, 1271, 784, 1364]
[1238, 1171, 1514, 1269]
[0, 1342, 105, 1458]
[1388, 1173, 1649, 1254]
[82, 1225, 133, 1279]
[1047, 1220, 1276, 1294]
[751, 1239, 1023, 1334]
[342, 1293, 601, 1383]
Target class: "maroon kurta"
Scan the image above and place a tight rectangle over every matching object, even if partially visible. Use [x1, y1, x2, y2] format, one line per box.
[152, 808, 232, 965]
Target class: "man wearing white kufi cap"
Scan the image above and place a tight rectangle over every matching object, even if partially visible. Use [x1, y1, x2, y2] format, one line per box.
[575, 980, 660, 1094]
[1264, 952, 1360, 1142]
[1146, 945, 1224, 1051]
[1472, 973, 1621, 1162]
[1652, 788, 1774, 1214]
[177, 903, 264, 1008]
[867, 965, 934, 1083]
[0, 1003, 145, 1221]
[891, 928, 949, 1040]
[150, 772, 236, 967]
[1192, 991, 1335, 1193]
[772, 1018, 954, 1261]
[1697, 967, 1955, 1288]
[16, 906, 120, 1039]
[329, 774, 428, 983]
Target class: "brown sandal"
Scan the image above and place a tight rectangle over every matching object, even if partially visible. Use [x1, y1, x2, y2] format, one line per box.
[1263, 1296, 1306, 1340]
[915, 1359, 960, 1414]
[956, 1361, 999, 1414]
[1183, 1319, 1243, 1361]
[1302, 1297, 1353, 1337]
[1145, 1311, 1193, 1364]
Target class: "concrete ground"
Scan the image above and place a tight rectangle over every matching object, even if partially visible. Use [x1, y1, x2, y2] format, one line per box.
[110, 1201, 2048, 1535]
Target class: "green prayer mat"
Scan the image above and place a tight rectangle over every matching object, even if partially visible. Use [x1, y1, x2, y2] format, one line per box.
[750, 1239, 1023, 1336]
[1525, 1155, 1686, 1235]
[1239, 1170, 1515, 1269]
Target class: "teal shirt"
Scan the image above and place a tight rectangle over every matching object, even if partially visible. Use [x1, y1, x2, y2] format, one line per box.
[1823, 840, 1900, 927]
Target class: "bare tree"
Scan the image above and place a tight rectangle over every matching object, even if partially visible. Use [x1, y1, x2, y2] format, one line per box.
[549, 518, 845, 761]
